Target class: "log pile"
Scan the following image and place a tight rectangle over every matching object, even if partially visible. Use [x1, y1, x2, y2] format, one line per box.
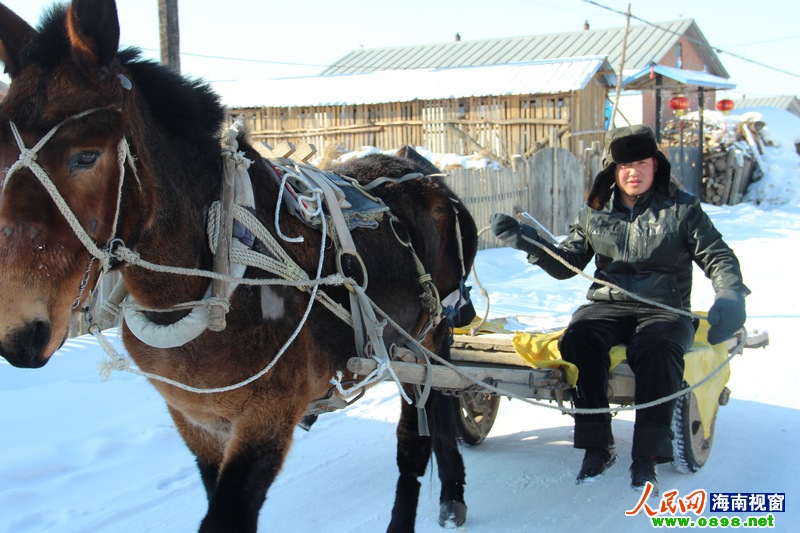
[662, 114, 766, 206]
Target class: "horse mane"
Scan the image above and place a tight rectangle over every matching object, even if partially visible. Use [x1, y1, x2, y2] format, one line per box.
[118, 49, 225, 144]
[25, 6, 71, 69]
[333, 152, 432, 184]
[21, 5, 224, 145]
[334, 150, 479, 278]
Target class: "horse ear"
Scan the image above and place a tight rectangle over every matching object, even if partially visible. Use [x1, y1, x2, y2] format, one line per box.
[397, 145, 442, 175]
[0, 4, 37, 78]
[66, 0, 120, 75]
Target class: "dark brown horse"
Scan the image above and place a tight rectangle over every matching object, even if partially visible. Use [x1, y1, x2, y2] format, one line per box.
[0, 1, 478, 532]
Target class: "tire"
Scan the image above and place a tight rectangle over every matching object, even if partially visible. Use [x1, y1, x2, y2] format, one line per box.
[671, 384, 717, 473]
[455, 392, 501, 445]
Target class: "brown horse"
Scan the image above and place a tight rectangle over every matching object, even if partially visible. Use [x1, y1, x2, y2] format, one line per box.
[0, 1, 478, 532]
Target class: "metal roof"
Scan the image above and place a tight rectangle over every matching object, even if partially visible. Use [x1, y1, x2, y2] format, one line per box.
[229, 57, 613, 108]
[321, 19, 728, 79]
[622, 64, 736, 91]
[733, 95, 800, 118]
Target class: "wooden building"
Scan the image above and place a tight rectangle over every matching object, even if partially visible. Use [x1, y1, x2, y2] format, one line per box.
[227, 18, 733, 164]
[313, 18, 730, 135]
[230, 57, 614, 162]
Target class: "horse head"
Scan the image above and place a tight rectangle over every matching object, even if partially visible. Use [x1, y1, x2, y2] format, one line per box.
[0, 0, 155, 367]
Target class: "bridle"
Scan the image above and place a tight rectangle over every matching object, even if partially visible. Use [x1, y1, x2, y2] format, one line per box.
[3, 107, 138, 304]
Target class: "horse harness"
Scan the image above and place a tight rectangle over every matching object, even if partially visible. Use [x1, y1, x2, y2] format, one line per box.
[3, 110, 468, 426]
[258, 156, 471, 430]
[92, 118, 468, 421]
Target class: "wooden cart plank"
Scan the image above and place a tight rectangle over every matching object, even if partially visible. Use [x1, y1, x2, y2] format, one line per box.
[347, 357, 566, 392]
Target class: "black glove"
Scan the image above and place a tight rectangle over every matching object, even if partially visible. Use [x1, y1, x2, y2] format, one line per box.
[489, 213, 540, 255]
[707, 290, 746, 345]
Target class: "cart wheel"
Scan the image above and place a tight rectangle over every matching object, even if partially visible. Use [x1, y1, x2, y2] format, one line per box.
[671, 384, 717, 473]
[456, 392, 500, 445]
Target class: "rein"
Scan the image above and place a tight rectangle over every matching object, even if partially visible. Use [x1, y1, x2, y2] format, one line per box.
[461, 218, 744, 414]
[517, 211, 706, 322]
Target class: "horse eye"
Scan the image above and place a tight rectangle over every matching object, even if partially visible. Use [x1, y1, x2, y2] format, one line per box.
[68, 151, 100, 174]
[79, 152, 98, 165]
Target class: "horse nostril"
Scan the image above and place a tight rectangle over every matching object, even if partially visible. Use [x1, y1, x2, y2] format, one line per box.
[1, 319, 53, 368]
[30, 320, 52, 352]
[19, 319, 52, 364]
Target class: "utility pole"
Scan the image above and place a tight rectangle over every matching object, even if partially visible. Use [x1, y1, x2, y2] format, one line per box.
[158, 0, 180, 74]
[608, 3, 631, 129]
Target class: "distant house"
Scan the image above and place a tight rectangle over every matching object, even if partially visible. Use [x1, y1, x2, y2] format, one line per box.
[733, 95, 800, 119]
[229, 18, 732, 161]
[231, 57, 614, 161]
[320, 19, 730, 134]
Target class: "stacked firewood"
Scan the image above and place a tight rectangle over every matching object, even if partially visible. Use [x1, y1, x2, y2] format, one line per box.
[662, 114, 765, 205]
[703, 149, 742, 205]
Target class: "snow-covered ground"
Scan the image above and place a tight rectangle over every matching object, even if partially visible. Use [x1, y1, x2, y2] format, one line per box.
[2, 109, 799, 532]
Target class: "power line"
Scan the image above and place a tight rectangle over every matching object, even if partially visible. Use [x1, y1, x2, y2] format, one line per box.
[138, 2, 800, 82]
[718, 34, 800, 48]
[580, 0, 800, 80]
[139, 47, 330, 69]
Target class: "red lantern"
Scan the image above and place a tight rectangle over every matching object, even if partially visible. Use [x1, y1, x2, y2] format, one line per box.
[717, 98, 735, 113]
[669, 96, 690, 112]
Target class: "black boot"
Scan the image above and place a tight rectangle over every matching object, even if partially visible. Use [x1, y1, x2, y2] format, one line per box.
[576, 448, 617, 484]
[630, 457, 659, 496]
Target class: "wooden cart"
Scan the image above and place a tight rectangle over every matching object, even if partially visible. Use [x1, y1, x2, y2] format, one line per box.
[348, 327, 769, 473]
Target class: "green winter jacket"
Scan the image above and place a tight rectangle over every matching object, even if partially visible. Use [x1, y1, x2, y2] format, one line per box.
[527, 182, 750, 310]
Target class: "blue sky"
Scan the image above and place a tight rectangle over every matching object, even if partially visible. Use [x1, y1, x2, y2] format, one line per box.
[2, 0, 799, 104]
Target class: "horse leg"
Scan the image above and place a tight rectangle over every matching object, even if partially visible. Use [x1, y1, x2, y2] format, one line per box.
[428, 328, 467, 528]
[430, 392, 467, 527]
[388, 391, 432, 533]
[199, 417, 297, 533]
[388, 326, 467, 532]
[167, 405, 224, 501]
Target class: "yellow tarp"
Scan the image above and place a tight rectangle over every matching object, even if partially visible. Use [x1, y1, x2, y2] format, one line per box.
[453, 319, 508, 336]
[507, 315, 729, 439]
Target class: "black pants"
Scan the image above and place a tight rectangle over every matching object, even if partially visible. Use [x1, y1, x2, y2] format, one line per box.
[558, 301, 696, 462]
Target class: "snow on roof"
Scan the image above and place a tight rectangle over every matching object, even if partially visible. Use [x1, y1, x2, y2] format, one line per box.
[321, 19, 727, 80]
[226, 56, 613, 108]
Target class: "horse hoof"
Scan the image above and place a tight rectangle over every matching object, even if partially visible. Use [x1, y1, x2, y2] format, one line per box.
[438, 500, 467, 528]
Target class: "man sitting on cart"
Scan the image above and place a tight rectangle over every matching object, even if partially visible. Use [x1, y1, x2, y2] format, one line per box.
[490, 125, 749, 495]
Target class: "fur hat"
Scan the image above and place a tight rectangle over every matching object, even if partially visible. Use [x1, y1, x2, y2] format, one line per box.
[587, 125, 672, 209]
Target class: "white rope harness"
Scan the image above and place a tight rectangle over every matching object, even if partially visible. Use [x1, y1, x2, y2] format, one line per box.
[94, 159, 391, 394]
[7, 112, 414, 398]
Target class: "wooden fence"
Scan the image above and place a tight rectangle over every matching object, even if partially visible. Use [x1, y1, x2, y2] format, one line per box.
[443, 146, 593, 249]
[230, 81, 608, 163]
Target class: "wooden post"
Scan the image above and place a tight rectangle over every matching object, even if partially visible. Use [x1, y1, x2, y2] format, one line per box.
[158, 0, 180, 74]
[608, 3, 631, 129]
[655, 73, 663, 142]
[698, 87, 705, 178]
[741, 122, 767, 177]
[208, 151, 235, 332]
[551, 127, 559, 234]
